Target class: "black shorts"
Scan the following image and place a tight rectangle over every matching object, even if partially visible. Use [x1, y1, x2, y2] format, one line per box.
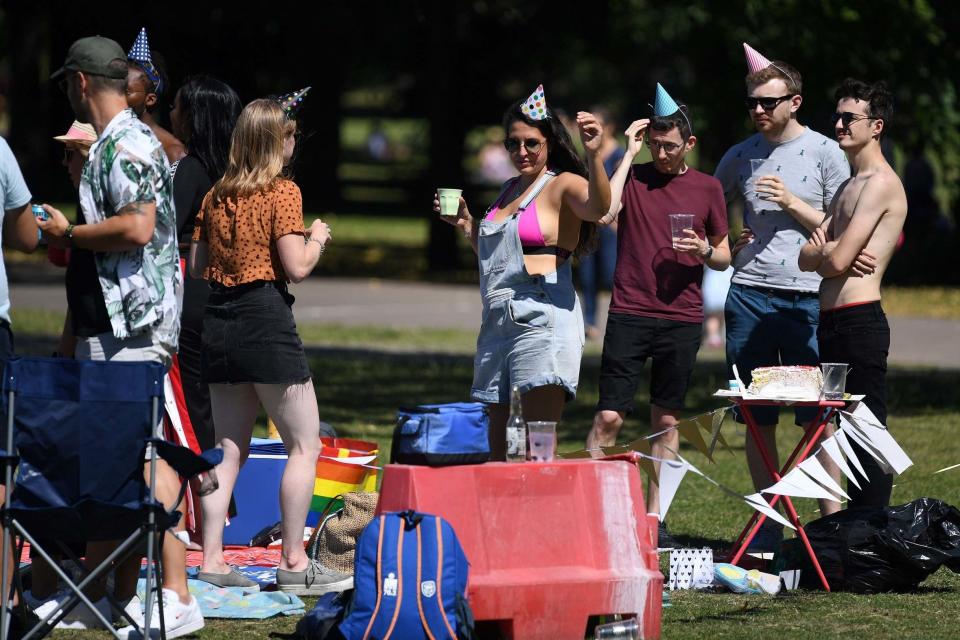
[597, 312, 702, 414]
[202, 281, 311, 384]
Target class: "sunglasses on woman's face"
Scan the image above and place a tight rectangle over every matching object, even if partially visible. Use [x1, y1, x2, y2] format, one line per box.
[744, 95, 794, 111]
[503, 138, 544, 154]
[832, 111, 876, 128]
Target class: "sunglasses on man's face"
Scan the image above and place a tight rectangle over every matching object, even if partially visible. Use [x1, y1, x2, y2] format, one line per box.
[832, 111, 876, 129]
[744, 95, 794, 111]
[503, 138, 544, 154]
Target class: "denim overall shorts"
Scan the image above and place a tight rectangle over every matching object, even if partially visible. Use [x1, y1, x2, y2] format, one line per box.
[470, 174, 585, 404]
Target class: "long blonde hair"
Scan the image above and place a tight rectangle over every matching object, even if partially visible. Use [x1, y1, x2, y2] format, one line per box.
[212, 98, 293, 202]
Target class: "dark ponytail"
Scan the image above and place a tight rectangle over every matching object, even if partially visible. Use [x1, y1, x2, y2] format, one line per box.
[502, 102, 597, 257]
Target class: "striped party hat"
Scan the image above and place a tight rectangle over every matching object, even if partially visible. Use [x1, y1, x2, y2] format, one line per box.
[743, 42, 774, 74]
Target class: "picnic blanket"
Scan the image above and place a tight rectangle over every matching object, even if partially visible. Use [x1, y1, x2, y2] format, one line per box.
[137, 575, 305, 620]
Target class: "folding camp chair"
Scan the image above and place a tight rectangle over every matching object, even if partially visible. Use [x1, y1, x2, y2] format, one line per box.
[0, 357, 222, 640]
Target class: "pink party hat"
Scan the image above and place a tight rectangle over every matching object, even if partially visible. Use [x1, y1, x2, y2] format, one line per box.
[743, 42, 773, 74]
[520, 84, 548, 121]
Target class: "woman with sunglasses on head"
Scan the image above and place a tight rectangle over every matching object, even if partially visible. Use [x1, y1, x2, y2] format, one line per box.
[168, 76, 242, 457]
[190, 99, 337, 594]
[435, 86, 611, 460]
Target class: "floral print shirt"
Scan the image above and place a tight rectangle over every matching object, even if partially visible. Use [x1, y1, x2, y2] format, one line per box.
[79, 109, 181, 349]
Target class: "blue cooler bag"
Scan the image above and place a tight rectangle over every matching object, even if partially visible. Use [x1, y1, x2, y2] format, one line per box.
[391, 402, 489, 466]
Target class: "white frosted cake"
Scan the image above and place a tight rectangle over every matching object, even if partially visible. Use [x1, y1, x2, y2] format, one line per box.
[747, 366, 823, 399]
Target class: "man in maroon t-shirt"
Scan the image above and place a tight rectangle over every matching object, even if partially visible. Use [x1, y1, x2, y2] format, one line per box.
[585, 104, 730, 541]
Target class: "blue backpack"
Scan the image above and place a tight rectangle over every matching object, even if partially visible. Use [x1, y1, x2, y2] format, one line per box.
[392, 403, 489, 466]
[338, 511, 475, 640]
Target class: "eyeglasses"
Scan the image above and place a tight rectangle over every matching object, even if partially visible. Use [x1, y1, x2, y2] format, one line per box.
[503, 138, 544, 154]
[832, 111, 876, 128]
[646, 139, 684, 154]
[744, 95, 794, 111]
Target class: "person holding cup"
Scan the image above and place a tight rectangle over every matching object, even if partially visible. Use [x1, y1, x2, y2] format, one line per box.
[712, 45, 850, 549]
[434, 84, 611, 460]
[584, 85, 729, 545]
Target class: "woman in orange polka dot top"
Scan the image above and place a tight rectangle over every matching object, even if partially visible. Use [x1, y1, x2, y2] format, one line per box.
[189, 98, 335, 594]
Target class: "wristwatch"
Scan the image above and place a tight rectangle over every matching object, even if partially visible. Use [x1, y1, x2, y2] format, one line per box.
[704, 245, 714, 260]
[64, 223, 75, 245]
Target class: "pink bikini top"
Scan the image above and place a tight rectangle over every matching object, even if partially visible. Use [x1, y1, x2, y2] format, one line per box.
[484, 175, 572, 259]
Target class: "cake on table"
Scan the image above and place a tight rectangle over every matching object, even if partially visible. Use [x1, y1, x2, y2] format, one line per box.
[747, 366, 823, 399]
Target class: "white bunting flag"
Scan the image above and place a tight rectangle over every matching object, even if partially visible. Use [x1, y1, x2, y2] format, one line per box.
[820, 436, 862, 490]
[657, 459, 689, 522]
[834, 428, 870, 481]
[763, 468, 839, 502]
[743, 493, 797, 531]
[798, 456, 850, 500]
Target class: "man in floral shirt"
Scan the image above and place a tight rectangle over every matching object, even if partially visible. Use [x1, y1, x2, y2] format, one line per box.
[40, 36, 201, 638]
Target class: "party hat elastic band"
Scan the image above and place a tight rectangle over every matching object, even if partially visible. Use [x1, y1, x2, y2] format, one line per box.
[127, 27, 162, 94]
[649, 83, 694, 134]
[520, 84, 548, 121]
[276, 87, 311, 117]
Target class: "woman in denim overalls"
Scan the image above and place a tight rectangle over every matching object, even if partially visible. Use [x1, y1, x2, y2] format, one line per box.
[435, 92, 612, 459]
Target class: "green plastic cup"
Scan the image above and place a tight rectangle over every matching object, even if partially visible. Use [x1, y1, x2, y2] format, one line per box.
[438, 188, 462, 217]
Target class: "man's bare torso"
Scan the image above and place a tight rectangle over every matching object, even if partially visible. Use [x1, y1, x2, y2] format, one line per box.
[821, 163, 907, 310]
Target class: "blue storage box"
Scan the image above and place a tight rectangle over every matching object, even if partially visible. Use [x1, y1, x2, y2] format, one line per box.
[223, 440, 319, 545]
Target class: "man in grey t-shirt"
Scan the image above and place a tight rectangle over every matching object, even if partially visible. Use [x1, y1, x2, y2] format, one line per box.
[713, 47, 849, 550]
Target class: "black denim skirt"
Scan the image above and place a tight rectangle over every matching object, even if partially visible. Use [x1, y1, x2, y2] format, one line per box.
[201, 281, 311, 384]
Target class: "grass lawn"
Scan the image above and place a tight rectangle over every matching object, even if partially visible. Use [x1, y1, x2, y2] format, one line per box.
[33, 345, 960, 639]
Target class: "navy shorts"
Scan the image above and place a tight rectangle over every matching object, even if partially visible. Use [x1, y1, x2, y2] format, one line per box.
[597, 313, 702, 414]
[724, 282, 820, 425]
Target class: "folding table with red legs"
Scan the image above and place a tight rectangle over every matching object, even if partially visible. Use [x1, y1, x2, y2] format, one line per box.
[726, 397, 849, 592]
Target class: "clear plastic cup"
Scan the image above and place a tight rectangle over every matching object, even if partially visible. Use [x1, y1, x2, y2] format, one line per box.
[527, 421, 557, 462]
[668, 214, 694, 249]
[820, 362, 849, 400]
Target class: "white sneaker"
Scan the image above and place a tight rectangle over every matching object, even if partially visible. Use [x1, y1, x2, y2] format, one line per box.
[119, 588, 204, 639]
[23, 589, 70, 623]
[56, 595, 113, 630]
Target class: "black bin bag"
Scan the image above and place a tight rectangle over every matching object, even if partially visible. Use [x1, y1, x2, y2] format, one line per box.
[798, 497, 960, 593]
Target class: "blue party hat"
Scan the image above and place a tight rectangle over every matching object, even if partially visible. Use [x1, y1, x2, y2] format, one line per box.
[653, 83, 680, 117]
[127, 27, 162, 94]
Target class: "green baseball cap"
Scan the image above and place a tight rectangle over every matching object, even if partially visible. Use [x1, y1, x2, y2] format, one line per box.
[50, 36, 128, 80]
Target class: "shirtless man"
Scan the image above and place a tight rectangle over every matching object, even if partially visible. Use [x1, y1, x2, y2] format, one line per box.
[799, 78, 906, 509]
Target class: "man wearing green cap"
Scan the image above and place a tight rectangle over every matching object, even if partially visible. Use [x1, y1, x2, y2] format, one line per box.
[39, 36, 202, 638]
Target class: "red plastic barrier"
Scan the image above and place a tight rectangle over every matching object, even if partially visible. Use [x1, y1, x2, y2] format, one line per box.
[377, 460, 662, 639]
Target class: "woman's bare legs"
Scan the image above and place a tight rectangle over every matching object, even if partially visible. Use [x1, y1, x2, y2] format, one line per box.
[255, 380, 321, 573]
[199, 384, 260, 575]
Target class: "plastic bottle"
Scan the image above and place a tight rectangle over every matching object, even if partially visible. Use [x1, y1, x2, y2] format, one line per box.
[505, 385, 527, 462]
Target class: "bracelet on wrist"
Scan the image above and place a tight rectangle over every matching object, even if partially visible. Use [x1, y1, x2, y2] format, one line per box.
[307, 236, 325, 253]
